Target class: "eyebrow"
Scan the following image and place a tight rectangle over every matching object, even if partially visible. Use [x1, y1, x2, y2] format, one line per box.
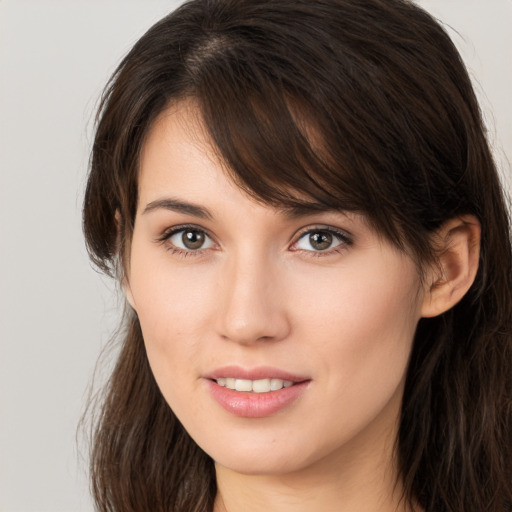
[142, 198, 213, 219]
[142, 197, 342, 220]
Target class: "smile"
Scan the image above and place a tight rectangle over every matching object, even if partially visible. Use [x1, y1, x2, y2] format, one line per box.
[216, 378, 294, 393]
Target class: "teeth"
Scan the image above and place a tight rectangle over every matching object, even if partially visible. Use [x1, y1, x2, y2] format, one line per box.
[252, 379, 271, 393]
[225, 378, 236, 390]
[216, 377, 294, 392]
[235, 379, 253, 392]
[270, 378, 283, 390]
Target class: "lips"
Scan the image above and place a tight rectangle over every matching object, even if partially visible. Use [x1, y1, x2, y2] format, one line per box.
[204, 366, 310, 417]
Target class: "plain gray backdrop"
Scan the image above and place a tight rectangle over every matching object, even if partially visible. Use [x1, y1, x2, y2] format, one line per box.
[0, 1, 510, 511]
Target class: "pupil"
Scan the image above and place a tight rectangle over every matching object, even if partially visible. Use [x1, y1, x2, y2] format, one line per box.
[182, 230, 205, 250]
[310, 232, 332, 250]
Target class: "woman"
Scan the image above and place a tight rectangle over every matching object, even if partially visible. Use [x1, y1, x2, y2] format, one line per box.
[83, 0, 512, 510]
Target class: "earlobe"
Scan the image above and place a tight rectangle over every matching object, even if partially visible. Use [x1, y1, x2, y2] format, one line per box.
[421, 215, 481, 318]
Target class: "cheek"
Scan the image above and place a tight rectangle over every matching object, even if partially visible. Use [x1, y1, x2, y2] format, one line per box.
[130, 265, 217, 423]
[127, 243, 219, 382]
[290, 256, 420, 403]
[292, 252, 420, 349]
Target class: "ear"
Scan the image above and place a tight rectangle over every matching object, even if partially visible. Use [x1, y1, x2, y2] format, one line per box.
[421, 215, 481, 318]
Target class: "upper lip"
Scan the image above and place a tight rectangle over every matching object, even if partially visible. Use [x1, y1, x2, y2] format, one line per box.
[204, 365, 309, 382]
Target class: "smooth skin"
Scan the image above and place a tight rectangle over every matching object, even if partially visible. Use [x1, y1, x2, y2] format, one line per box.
[125, 100, 480, 512]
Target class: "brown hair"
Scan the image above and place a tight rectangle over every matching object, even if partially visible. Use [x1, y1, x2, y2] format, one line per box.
[83, 0, 512, 510]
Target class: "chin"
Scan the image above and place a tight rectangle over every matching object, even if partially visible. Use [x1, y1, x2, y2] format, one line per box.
[199, 430, 337, 477]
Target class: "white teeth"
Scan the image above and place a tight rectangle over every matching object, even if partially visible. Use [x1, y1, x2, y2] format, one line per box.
[252, 379, 271, 393]
[235, 379, 252, 392]
[216, 377, 295, 392]
[270, 378, 283, 390]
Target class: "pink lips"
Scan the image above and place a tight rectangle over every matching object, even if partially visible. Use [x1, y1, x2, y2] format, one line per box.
[204, 366, 310, 418]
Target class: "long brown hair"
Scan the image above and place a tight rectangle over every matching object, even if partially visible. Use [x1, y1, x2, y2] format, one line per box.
[83, 1, 512, 510]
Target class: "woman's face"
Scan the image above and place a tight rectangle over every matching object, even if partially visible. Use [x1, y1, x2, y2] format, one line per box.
[127, 101, 428, 476]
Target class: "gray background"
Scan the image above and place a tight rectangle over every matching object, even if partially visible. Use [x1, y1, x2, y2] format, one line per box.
[0, 1, 510, 511]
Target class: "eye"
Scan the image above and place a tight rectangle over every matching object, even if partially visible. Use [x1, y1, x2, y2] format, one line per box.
[167, 228, 214, 251]
[292, 228, 350, 253]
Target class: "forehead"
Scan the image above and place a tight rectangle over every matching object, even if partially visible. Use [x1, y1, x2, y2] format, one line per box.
[138, 100, 334, 218]
[139, 101, 222, 197]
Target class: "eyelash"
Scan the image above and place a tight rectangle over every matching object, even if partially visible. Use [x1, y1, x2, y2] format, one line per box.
[156, 224, 353, 258]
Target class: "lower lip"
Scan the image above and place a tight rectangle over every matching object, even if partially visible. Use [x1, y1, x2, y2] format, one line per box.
[206, 380, 309, 418]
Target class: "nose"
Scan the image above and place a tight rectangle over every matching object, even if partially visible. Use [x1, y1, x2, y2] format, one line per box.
[215, 253, 291, 345]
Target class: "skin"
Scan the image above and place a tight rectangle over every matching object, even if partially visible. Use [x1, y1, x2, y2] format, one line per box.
[125, 101, 480, 512]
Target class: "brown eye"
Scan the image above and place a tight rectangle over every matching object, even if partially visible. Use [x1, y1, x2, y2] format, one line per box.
[294, 228, 348, 253]
[168, 228, 214, 251]
[182, 230, 205, 249]
[309, 232, 333, 251]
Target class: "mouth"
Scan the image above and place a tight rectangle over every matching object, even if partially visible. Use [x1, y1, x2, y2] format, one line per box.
[215, 377, 294, 393]
[205, 366, 309, 417]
